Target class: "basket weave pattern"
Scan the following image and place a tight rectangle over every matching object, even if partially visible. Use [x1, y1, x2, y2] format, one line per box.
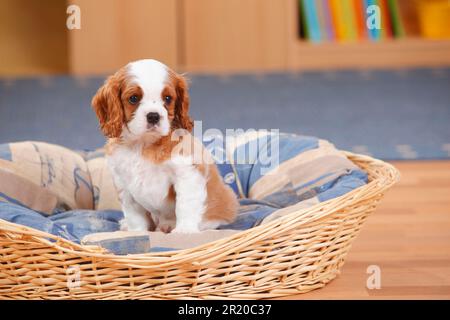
[0, 152, 399, 299]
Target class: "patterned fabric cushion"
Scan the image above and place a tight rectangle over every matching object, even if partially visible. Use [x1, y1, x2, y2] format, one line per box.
[0, 142, 93, 214]
[0, 133, 368, 254]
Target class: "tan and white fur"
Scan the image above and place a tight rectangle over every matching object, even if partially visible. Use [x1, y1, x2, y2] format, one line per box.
[92, 59, 237, 233]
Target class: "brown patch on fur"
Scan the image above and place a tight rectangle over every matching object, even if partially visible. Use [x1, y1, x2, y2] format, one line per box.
[91, 66, 144, 138]
[161, 85, 176, 121]
[166, 185, 176, 202]
[147, 214, 157, 232]
[202, 162, 238, 224]
[142, 135, 181, 163]
[167, 70, 193, 132]
[144, 133, 238, 225]
[91, 67, 128, 138]
[121, 84, 143, 121]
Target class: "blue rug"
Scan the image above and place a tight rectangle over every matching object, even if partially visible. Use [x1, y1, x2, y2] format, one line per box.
[1, 68, 449, 160]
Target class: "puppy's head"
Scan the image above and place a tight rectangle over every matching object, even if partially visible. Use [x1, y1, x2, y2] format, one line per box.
[92, 59, 193, 142]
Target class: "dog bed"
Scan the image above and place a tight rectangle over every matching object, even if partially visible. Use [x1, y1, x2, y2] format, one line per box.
[0, 133, 399, 299]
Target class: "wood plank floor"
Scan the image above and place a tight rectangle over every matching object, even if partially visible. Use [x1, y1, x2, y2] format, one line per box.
[282, 161, 450, 300]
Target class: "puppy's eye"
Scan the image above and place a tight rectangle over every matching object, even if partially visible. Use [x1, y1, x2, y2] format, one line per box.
[128, 95, 140, 105]
[164, 95, 172, 104]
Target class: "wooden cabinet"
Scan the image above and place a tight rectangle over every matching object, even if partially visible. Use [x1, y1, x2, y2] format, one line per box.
[0, 0, 68, 75]
[180, 0, 288, 73]
[68, 0, 178, 75]
[1, 0, 450, 76]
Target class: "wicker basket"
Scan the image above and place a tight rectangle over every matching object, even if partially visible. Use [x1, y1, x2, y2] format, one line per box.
[0, 152, 399, 300]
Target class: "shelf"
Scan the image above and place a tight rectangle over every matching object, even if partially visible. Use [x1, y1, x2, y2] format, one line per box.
[287, 38, 450, 70]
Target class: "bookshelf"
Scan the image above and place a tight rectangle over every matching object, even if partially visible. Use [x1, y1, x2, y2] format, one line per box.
[287, 0, 450, 70]
[288, 38, 450, 70]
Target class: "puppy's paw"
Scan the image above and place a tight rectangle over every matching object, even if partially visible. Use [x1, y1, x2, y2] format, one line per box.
[119, 219, 128, 231]
[155, 224, 174, 234]
[172, 225, 200, 234]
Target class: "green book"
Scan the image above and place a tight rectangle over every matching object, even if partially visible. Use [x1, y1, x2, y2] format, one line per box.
[387, 0, 405, 38]
[299, 0, 309, 40]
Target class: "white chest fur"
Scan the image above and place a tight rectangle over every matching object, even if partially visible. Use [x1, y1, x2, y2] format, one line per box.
[106, 142, 211, 233]
[106, 144, 174, 216]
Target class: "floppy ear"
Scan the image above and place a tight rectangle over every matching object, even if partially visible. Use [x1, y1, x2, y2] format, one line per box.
[91, 74, 125, 138]
[173, 74, 193, 132]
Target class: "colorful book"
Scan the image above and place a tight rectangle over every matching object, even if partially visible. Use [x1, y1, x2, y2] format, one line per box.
[342, 0, 358, 40]
[322, 0, 336, 40]
[298, 0, 306, 39]
[379, 0, 393, 38]
[330, 0, 347, 41]
[365, 0, 382, 41]
[315, 0, 328, 41]
[298, 0, 409, 43]
[301, 0, 322, 42]
[397, 0, 420, 36]
[354, 0, 368, 40]
[388, 0, 405, 37]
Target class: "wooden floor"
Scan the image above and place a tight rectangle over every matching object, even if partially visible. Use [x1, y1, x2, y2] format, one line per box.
[283, 161, 450, 300]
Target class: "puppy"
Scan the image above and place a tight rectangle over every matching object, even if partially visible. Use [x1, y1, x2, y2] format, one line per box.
[91, 59, 237, 233]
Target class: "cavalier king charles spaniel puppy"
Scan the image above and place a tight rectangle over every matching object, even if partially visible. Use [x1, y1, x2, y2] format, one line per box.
[92, 59, 237, 233]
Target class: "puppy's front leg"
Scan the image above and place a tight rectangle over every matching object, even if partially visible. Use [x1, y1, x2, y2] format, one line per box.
[121, 191, 152, 231]
[171, 164, 207, 233]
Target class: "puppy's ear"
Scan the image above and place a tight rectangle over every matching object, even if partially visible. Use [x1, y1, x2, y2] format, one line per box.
[91, 73, 125, 138]
[173, 74, 193, 132]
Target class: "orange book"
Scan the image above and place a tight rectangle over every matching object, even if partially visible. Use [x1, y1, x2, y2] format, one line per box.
[397, 0, 420, 36]
[379, 0, 393, 38]
[330, 0, 346, 41]
[353, 0, 367, 40]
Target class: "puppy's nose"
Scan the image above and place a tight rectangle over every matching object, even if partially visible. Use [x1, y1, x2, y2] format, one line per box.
[146, 112, 160, 125]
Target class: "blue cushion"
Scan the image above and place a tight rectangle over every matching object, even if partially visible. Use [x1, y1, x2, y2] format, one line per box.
[0, 133, 368, 253]
[0, 202, 122, 243]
